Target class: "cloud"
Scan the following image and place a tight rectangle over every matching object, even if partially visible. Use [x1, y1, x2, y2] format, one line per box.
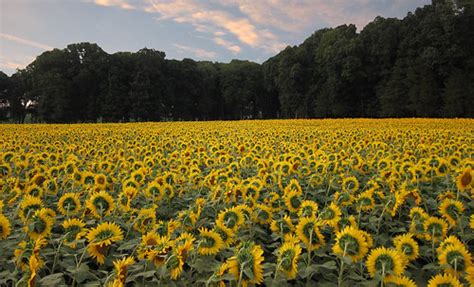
[85, 0, 135, 10]
[0, 55, 35, 73]
[0, 33, 53, 50]
[213, 37, 241, 54]
[144, 0, 285, 53]
[173, 44, 217, 59]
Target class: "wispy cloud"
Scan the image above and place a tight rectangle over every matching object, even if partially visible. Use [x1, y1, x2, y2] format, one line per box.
[0, 33, 53, 50]
[173, 44, 217, 59]
[213, 37, 241, 54]
[0, 55, 34, 72]
[85, 0, 135, 10]
[144, 0, 286, 53]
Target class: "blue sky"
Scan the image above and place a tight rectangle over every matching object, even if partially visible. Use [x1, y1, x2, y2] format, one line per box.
[0, 0, 430, 75]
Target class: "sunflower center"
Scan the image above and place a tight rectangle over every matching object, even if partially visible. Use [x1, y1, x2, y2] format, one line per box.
[290, 196, 301, 209]
[202, 236, 216, 248]
[224, 212, 238, 229]
[446, 251, 466, 271]
[63, 198, 77, 211]
[340, 234, 360, 256]
[461, 172, 472, 186]
[320, 208, 335, 220]
[427, 223, 443, 237]
[93, 197, 110, 213]
[84, 175, 95, 185]
[374, 254, 394, 275]
[24, 204, 41, 218]
[65, 225, 81, 241]
[96, 229, 115, 241]
[280, 249, 295, 271]
[401, 243, 413, 256]
[33, 219, 47, 234]
[445, 205, 460, 219]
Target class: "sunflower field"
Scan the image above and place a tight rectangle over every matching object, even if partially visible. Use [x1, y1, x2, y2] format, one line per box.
[0, 119, 473, 287]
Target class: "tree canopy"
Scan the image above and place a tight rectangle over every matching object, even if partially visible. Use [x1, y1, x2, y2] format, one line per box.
[1, 0, 472, 123]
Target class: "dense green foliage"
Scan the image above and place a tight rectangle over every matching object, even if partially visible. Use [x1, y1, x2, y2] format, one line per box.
[0, 0, 472, 123]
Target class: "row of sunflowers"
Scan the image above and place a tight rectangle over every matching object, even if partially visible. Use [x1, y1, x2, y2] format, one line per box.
[0, 119, 473, 286]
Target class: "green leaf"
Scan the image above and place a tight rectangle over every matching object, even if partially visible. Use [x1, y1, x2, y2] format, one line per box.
[38, 273, 65, 286]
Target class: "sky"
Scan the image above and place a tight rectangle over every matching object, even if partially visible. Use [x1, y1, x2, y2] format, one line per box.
[0, 0, 431, 75]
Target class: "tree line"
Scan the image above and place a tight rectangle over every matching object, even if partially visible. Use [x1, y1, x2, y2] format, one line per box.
[0, 0, 472, 123]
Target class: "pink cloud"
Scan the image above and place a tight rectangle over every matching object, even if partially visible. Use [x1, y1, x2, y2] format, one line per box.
[173, 44, 217, 59]
[0, 33, 53, 50]
[89, 0, 135, 10]
[213, 37, 241, 54]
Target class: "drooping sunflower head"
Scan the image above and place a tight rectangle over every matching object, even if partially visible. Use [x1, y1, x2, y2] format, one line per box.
[19, 195, 43, 222]
[356, 191, 375, 212]
[333, 226, 368, 262]
[253, 203, 273, 225]
[296, 217, 325, 251]
[298, 200, 318, 218]
[58, 192, 81, 216]
[427, 273, 463, 287]
[62, 218, 87, 248]
[393, 233, 419, 262]
[0, 214, 11, 240]
[25, 208, 54, 240]
[227, 241, 264, 285]
[319, 202, 342, 227]
[366, 247, 406, 279]
[424, 217, 448, 242]
[456, 167, 472, 191]
[111, 256, 135, 285]
[198, 227, 224, 256]
[342, 176, 360, 193]
[270, 215, 295, 236]
[334, 191, 354, 207]
[137, 232, 172, 266]
[436, 236, 464, 256]
[86, 190, 115, 218]
[438, 199, 464, 227]
[86, 222, 123, 265]
[134, 207, 157, 233]
[216, 207, 244, 231]
[277, 242, 301, 279]
[284, 190, 302, 213]
[336, 215, 357, 233]
[25, 184, 44, 198]
[438, 243, 472, 275]
[383, 275, 417, 287]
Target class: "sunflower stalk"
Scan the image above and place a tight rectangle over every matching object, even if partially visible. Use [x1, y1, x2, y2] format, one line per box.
[338, 243, 348, 287]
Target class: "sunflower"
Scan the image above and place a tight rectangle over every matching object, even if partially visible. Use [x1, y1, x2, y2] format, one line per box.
[427, 273, 463, 287]
[25, 184, 44, 198]
[319, 202, 342, 228]
[94, 173, 107, 190]
[438, 243, 472, 276]
[466, 266, 474, 286]
[424, 217, 448, 242]
[253, 203, 273, 225]
[296, 217, 325, 251]
[284, 190, 302, 213]
[156, 220, 179, 237]
[356, 191, 375, 212]
[86, 222, 124, 265]
[456, 167, 472, 191]
[471, 215, 474, 230]
[216, 206, 244, 231]
[25, 208, 54, 240]
[334, 191, 354, 207]
[333, 226, 368, 262]
[134, 207, 156, 233]
[28, 254, 41, 287]
[144, 182, 164, 202]
[227, 241, 264, 286]
[14, 237, 47, 271]
[198, 227, 224, 255]
[277, 242, 301, 279]
[167, 245, 186, 280]
[137, 232, 172, 266]
[298, 200, 318, 218]
[62, 218, 87, 248]
[270, 215, 295, 237]
[342, 176, 359, 193]
[384, 275, 417, 287]
[19, 195, 43, 221]
[284, 178, 302, 196]
[58, 192, 81, 216]
[366, 247, 406, 279]
[86, 190, 115, 218]
[393, 233, 419, 263]
[436, 236, 464, 256]
[109, 256, 135, 287]
[0, 213, 11, 240]
[438, 199, 464, 227]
